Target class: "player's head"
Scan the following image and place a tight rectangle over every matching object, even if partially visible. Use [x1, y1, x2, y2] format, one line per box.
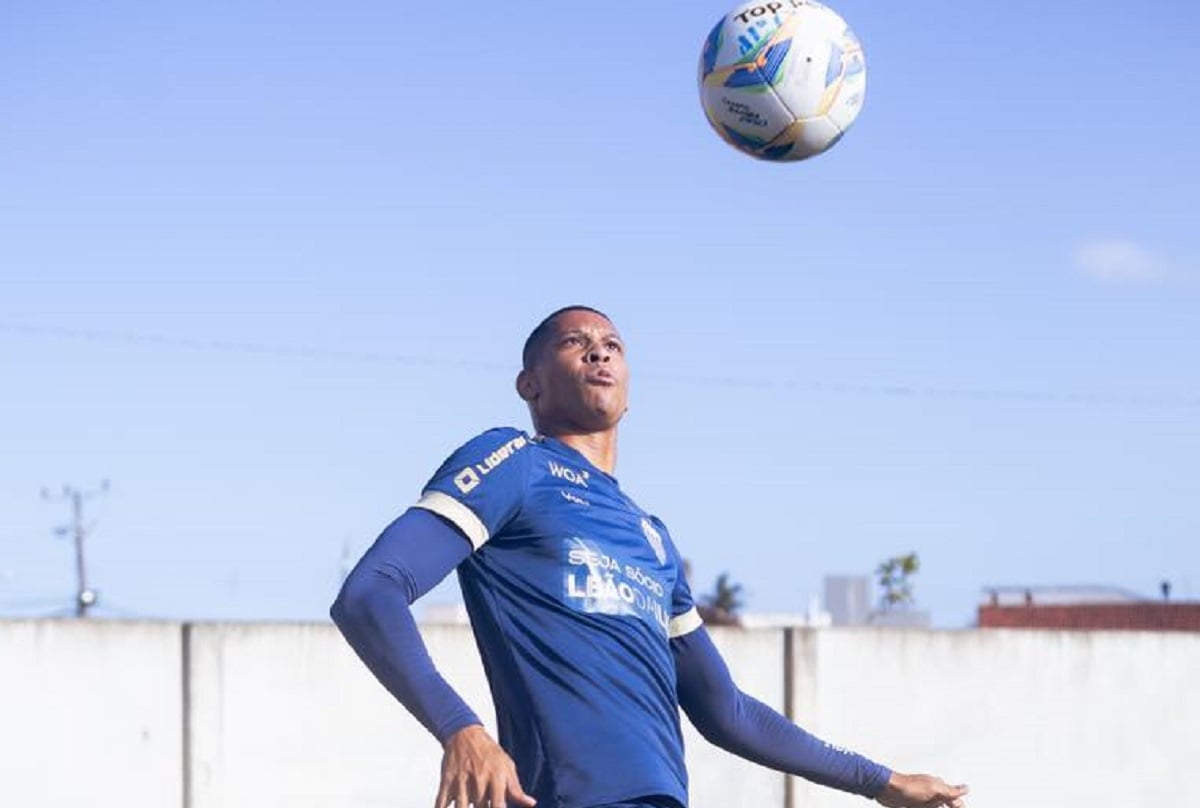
[516, 306, 629, 436]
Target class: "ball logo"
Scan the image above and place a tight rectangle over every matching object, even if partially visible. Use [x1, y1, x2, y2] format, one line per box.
[732, 0, 808, 26]
[641, 518, 667, 565]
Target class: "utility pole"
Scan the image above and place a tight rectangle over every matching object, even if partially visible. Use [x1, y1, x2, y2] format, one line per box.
[340, 537, 357, 583]
[41, 480, 109, 617]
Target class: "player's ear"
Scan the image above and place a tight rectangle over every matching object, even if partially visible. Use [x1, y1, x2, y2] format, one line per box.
[516, 369, 539, 402]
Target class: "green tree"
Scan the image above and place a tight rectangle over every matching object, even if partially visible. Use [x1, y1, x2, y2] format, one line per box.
[875, 552, 920, 611]
[699, 572, 745, 626]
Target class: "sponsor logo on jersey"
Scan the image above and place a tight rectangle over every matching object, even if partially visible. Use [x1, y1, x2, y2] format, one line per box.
[454, 467, 480, 494]
[641, 518, 667, 565]
[560, 490, 589, 507]
[454, 435, 528, 494]
[547, 460, 589, 488]
[563, 537, 669, 633]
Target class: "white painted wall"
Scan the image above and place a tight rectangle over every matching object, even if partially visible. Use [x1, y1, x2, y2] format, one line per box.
[187, 621, 491, 808]
[789, 628, 1200, 808]
[0, 619, 182, 808]
[683, 627, 787, 807]
[184, 623, 784, 807]
[3, 620, 1197, 808]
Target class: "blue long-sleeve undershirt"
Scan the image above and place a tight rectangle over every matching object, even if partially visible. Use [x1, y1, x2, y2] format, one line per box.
[672, 628, 891, 798]
[330, 507, 479, 743]
[331, 507, 891, 798]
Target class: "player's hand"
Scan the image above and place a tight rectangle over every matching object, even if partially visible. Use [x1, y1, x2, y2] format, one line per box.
[436, 724, 536, 808]
[875, 772, 968, 808]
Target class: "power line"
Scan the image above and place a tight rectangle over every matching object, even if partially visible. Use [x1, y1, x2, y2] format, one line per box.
[641, 371, 1200, 409]
[3, 319, 1197, 409]
[0, 319, 505, 370]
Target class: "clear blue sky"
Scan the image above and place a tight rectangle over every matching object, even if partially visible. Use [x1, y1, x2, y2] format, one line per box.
[2, 1, 1197, 627]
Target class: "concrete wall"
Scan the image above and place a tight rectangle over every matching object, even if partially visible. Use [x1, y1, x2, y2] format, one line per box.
[187, 622, 492, 808]
[789, 628, 1200, 808]
[184, 624, 783, 808]
[2, 620, 1197, 808]
[683, 628, 786, 807]
[0, 619, 183, 808]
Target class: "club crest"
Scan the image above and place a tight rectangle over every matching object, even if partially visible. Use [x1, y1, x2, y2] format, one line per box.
[641, 518, 667, 565]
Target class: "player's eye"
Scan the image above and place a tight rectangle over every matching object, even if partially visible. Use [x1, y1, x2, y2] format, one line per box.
[605, 340, 623, 353]
[562, 335, 583, 348]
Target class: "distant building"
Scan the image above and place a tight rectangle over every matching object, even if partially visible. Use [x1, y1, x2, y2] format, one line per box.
[978, 585, 1200, 631]
[823, 574, 931, 628]
[737, 596, 832, 629]
[866, 608, 931, 628]
[823, 575, 871, 626]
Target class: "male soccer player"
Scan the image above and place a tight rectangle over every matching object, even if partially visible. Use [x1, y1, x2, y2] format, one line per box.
[332, 306, 968, 808]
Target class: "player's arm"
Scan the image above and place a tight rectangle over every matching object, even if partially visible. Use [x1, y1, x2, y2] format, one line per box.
[330, 508, 535, 808]
[330, 507, 478, 739]
[672, 628, 968, 807]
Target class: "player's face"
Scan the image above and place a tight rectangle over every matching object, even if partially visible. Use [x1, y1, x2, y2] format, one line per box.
[520, 310, 629, 434]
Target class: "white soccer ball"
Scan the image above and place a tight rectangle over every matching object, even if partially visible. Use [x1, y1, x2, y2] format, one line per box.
[698, 0, 867, 162]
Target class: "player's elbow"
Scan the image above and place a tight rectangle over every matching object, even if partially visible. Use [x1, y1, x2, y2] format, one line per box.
[329, 584, 356, 634]
[691, 712, 740, 747]
[683, 693, 742, 745]
[331, 555, 422, 637]
[330, 567, 379, 634]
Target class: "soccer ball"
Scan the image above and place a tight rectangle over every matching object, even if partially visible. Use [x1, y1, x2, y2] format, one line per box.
[698, 0, 867, 162]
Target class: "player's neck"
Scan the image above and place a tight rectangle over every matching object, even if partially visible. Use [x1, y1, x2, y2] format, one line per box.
[544, 430, 618, 476]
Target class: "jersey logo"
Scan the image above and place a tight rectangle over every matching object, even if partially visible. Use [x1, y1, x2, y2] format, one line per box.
[453, 435, 528, 494]
[454, 467, 480, 494]
[547, 460, 590, 488]
[641, 518, 667, 565]
[563, 537, 670, 632]
[560, 490, 589, 507]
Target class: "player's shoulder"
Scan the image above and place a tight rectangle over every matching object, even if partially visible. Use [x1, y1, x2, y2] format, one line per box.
[435, 426, 537, 469]
[425, 426, 537, 493]
[452, 426, 533, 454]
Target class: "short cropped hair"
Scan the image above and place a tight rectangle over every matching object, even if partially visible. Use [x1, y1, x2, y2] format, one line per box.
[522, 305, 611, 371]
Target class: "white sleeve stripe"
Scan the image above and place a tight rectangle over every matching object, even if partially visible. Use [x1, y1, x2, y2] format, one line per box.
[668, 606, 703, 638]
[413, 491, 489, 550]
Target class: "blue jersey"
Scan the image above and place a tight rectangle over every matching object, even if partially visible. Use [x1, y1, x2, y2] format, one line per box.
[413, 427, 701, 808]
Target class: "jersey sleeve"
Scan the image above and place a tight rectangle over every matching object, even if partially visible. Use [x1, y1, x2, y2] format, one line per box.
[658, 518, 703, 639]
[411, 427, 533, 551]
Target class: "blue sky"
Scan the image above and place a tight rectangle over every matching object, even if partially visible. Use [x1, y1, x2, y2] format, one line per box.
[2, 0, 1196, 627]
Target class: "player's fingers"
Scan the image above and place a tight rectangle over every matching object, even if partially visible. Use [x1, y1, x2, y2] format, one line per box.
[434, 778, 450, 808]
[930, 779, 966, 805]
[944, 783, 968, 804]
[488, 776, 508, 808]
[456, 782, 469, 808]
[506, 770, 537, 806]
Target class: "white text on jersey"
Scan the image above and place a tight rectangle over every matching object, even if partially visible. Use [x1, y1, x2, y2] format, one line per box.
[454, 435, 528, 494]
[548, 460, 589, 488]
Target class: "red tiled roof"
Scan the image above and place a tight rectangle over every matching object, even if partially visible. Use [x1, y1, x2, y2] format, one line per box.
[978, 603, 1200, 631]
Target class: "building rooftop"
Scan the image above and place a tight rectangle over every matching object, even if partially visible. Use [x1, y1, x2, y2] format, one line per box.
[981, 585, 1146, 607]
[978, 584, 1200, 631]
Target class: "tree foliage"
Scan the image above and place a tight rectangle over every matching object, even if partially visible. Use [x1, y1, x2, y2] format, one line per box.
[699, 571, 744, 626]
[875, 552, 920, 611]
